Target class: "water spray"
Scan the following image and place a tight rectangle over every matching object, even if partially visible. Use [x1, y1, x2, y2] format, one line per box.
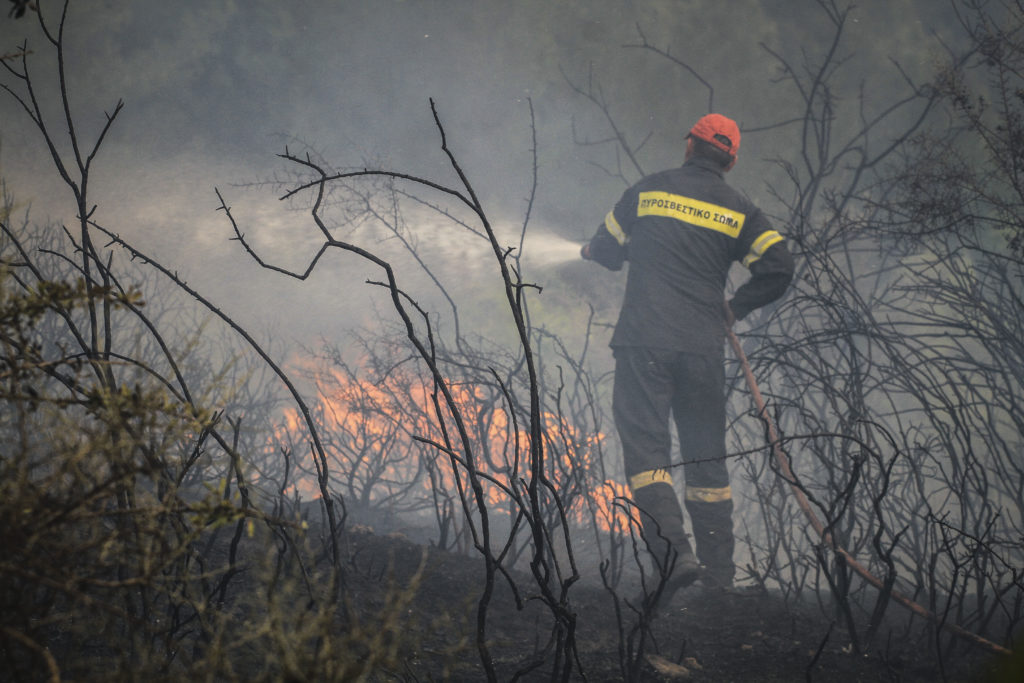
[521, 231, 584, 268]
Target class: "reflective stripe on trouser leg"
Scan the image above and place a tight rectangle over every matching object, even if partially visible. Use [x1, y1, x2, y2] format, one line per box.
[629, 468, 673, 491]
[684, 485, 732, 503]
[684, 489, 735, 585]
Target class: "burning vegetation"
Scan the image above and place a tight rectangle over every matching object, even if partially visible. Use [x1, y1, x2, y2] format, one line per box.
[2, 1, 1024, 681]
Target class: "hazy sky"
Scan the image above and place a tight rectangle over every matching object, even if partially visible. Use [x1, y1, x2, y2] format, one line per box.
[0, 0, 958, 352]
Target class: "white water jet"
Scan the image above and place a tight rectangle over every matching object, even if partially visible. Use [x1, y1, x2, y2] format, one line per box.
[521, 231, 585, 268]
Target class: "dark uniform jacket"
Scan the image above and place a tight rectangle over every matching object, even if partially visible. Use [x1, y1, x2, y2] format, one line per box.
[586, 156, 794, 356]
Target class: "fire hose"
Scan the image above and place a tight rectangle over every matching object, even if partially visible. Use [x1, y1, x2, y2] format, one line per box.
[727, 328, 1012, 657]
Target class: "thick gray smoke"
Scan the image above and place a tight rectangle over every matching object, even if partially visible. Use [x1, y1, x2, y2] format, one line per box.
[0, 0, 954, 345]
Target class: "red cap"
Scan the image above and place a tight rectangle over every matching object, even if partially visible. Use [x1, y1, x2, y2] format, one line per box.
[689, 114, 740, 157]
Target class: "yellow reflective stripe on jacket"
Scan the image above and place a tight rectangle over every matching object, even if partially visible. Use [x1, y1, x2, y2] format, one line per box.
[637, 191, 745, 238]
[684, 485, 732, 503]
[630, 469, 673, 491]
[742, 230, 784, 267]
[604, 210, 628, 245]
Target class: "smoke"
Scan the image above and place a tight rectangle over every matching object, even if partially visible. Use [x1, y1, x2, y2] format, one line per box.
[370, 212, 584, 278]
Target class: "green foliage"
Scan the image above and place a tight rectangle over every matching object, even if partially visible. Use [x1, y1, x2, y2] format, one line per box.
[2, 2, 434, 671]
[0, 260, 422, 680]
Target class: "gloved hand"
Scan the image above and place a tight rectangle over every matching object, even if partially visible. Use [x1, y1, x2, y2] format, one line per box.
[580, 244, 592, 260]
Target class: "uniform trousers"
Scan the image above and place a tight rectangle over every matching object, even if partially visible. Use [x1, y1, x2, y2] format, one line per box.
[612, 346, 735, 584]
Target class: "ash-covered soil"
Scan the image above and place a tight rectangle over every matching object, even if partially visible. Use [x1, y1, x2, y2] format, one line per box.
[340, 528, 1015, 681]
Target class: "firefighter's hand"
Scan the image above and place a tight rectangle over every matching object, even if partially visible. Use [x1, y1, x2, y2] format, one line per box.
[580, 243, 592, 260]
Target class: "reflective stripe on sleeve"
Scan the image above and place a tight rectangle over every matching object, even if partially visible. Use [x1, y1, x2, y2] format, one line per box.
[629, 469, 673, 491]
[684, 485, 732, 503]
[604, 211, 628, 245]
[742, 230, 784, 267]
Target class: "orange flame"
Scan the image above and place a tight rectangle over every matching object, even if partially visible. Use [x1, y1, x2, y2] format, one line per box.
[268, 356, 631, 535]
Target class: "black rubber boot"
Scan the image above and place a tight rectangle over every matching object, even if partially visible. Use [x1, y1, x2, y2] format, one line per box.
[632, 483, 701, 598]
[685, 498, 735, 588]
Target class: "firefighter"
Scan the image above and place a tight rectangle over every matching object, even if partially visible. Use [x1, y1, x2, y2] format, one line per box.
[581, 113, 794, 600]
